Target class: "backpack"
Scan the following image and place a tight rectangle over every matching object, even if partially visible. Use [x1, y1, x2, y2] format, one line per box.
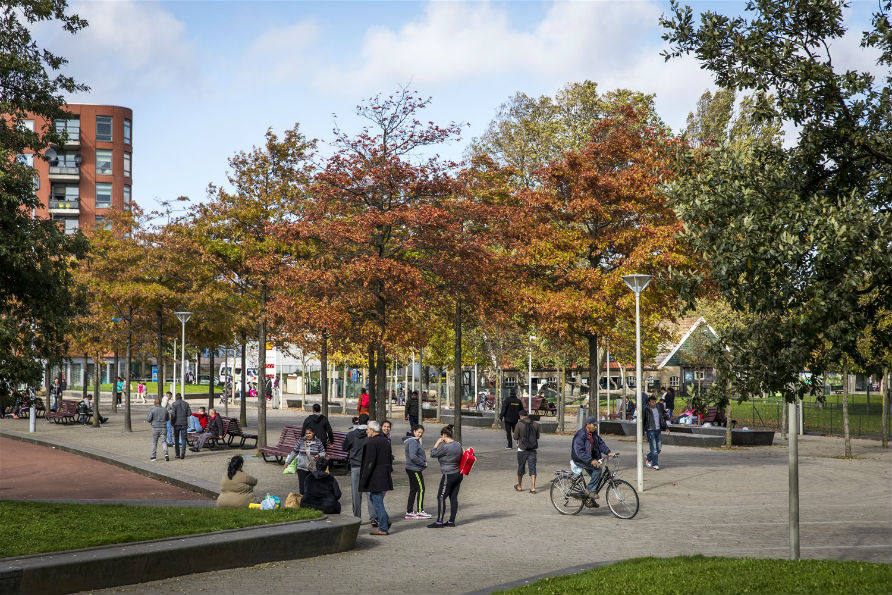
[523, 421, 538, 451]
[459, 447, 476, 475]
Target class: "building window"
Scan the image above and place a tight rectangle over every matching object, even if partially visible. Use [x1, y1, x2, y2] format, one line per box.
[51, 216, 79, 235]
[18, 119, 34, 132]
[504, 376, 516, 387]
[50, 183, 79, 207]
[55, 118, 80, 142]
[96, 116, 113, 142]
[123, 152, 131, 177]
[49, 152, 81, 174]
[95, 183, 112, 208]
[33, 174, 40, 191]
[15, 153, 34, 167]
[96, 149, 113, 175]
[124, 119, 131, 145]
[123, 185, 131, 210]
[94, 216, 112, 230]
[669, 376, 680, 388]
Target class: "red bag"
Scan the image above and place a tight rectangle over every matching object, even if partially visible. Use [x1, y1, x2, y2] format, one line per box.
[459, 447, 476, 475]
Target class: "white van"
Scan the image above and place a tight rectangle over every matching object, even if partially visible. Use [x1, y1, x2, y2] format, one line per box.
[218, 364, 258, 385]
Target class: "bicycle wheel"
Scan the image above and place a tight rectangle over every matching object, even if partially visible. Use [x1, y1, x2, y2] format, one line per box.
[605, 479, 639, 519]
[550, 474, 585, 515]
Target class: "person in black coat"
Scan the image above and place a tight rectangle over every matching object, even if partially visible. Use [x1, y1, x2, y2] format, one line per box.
[190, 409, 224, 452]
[301, 470, 342, 514]
[359, 420, 393, 535]
[499, 389, 524, 448]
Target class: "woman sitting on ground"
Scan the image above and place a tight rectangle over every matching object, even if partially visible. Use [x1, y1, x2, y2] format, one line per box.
[217, 455, 258, 508]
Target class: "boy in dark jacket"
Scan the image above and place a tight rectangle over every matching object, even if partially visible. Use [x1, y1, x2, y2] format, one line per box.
[302, 404, 335, 447]
[342, 413, 369, 519]
[169, 394, 192, 459]
[499, 389, 523, 448]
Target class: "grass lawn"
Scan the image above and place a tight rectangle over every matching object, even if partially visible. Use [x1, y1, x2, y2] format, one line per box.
[495, 556, 892, 595]
[0, 501, 322, 558]
[69, 382, 215, 395]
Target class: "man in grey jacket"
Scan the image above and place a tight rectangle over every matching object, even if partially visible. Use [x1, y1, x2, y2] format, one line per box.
[341, 413, 369, 519]
[169, 393, 192, 460]
[146, 398, 170, 461]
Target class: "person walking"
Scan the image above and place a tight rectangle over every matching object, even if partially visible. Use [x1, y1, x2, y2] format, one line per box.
[402, 424, 430, 519]
[499, 389, 523, 449]
[169, 393, 192, 460]
[404, 390, 420, 428]
[663, 387, 676, 419]
[643, 394, 669, 470]
[342, 413, 370, 519]
[136, 381, 146, 404]
[428, 424, 463, 528]
[284, 427, 326, 495]
[357, 388, 370, 416]
[359, 420, 393, 535]
[513, 410, 540, 493]
[146, 398, 170, 462]
[161, 391, 174, 446]
[49, 377, 61, 412]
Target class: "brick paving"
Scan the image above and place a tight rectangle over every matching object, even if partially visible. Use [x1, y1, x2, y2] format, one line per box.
[1, 398, 889, 594]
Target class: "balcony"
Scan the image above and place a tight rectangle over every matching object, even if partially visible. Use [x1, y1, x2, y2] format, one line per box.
[48, 199, 80, 215]
[48, 165, 80, 182]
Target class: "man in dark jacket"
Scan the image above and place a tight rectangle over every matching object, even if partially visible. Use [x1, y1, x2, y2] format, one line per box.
[301, 470, 342, 514]
[359, 420, 393, 535]
[571, 417, 613, 498]
[169, 393, 192, 459]
[342, 413, 369, 519]
[190, 408, 224, 452]
[643, 394, 669, 470]
[302, 404, 335, 447]
[499, 389, 524, 448]
[404, 390, 420, 427]
[513, 410, 540, 492]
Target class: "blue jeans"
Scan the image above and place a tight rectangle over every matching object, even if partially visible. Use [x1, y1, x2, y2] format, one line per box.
[576, 461, 602, 492]
[188, 417, 203, 432]
[166, 421, 173, 445]
[369, 492, 389, 532]
[646, 429, 662, 466]
[173, 426, 188, 457]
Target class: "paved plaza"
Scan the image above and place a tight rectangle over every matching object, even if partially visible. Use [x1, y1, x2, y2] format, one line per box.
[1, 397, 890, 594]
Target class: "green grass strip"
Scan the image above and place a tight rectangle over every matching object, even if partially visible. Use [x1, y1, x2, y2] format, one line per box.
[495, 556, 892, 595]
[0, 500, 322, 558]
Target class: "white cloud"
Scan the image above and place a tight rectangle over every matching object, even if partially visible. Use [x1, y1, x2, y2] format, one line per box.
[33, 0, 198, 101]
[314, 1, 663, 91]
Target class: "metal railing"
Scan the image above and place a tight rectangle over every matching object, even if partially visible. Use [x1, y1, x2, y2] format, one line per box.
[49, 199, 79, 210]
[49, 165, 80, 176]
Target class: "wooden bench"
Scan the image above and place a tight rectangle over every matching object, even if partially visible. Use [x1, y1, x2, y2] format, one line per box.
[224, 417, 258, 448]
[186, 417, 232, 449]
[260, 425, 303, 462]
[696, 406, 728, 427]
[46, 400, 85, 424]
[525, 396, 556, 416]
[325, 431, 349, 467]
[11, 398, 46, 419]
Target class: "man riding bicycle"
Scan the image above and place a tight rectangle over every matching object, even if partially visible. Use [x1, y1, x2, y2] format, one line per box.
[571, 417, 614, 500]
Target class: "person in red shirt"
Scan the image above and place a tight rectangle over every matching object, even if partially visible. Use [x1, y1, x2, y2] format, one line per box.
[358, 388, 370, 416]
[188, 406, 209, 433]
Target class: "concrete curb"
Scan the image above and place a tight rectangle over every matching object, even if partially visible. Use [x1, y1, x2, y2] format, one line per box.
[0, 515, 360, 595]
[0, 430, 220, 498]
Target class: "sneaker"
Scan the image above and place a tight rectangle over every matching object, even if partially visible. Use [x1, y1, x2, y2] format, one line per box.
[165, 455, 170, 461]
[645, 459, 652, 468]
[444, 521, 456, 527]
[150, 457, 157, 462]
[653, 465, 660, 470]
[370, 519, 378, 527]
[504, 445, 512, 449]
[427, 522, 445, 528]
[405, 513, 418, 520]
[415, 510, 432, 519]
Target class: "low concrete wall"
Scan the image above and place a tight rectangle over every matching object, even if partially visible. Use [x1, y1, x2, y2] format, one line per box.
[0, 515, 360, 595]
[662, 433, 726, 448]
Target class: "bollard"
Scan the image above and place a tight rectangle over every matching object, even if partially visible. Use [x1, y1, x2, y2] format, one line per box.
[576, 406, 587, 430]
[29, 405, 36, 433]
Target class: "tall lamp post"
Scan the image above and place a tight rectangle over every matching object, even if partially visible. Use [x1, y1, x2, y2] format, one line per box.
[175, 312, 192, 400]
[528, 335, 536, 412]
[622, 274, 652, 493]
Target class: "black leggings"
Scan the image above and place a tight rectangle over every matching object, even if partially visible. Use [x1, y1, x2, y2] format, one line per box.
[436, 472, 463, 523]
[504, 421, 517, 447]
[406, 470, 425, 513]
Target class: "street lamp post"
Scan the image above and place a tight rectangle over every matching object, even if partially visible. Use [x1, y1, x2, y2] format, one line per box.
[622, 274, 652, 493]
[175, 312, 193, 401]
[528, 335, 536, 412]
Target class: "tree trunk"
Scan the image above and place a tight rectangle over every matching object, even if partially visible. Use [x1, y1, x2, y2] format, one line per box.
[882, 364, 889, 448]
[368, 345, 377, 420]
[842, 365, 852, 457]
[321, 332, 329, 417]
[82, 353, 88, 402]
[157, 308, 163, 401]
[437, 368, 442, 422]
[781, 395, 786, 436]
[257, 291, 268, 449]
[558, 363, 566, 433]
[92, 355, 101, 428]
[240, 333, 247, 426]
[453, 299, 463, 443]
[587, 335, 598, 418]
[725, 395, 732, 449]
[620, 363, 627, 420]
[112, 349, 119, 414]
[493, 366, 502, 429]
[376, 343, 387, 425]
[124, 308, 132, 432]
[208, 347, 215, 411]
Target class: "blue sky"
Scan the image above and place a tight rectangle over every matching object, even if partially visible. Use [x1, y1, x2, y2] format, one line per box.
[33, 0, 883, 213]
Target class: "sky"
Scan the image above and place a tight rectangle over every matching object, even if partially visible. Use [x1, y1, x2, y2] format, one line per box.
[31, 0, 884, 213]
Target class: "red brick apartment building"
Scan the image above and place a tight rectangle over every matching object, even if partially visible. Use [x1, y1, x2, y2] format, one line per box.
[14, 104, 133, 233]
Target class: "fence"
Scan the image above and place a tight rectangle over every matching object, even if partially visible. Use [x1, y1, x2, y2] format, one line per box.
[673, 393, 890, 438]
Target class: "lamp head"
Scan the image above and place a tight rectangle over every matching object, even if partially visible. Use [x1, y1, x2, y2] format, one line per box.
[622, 274, 653, 294]
[175, 311, 193, 324]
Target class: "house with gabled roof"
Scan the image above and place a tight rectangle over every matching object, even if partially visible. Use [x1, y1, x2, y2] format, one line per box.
[646, 316, 721, 396]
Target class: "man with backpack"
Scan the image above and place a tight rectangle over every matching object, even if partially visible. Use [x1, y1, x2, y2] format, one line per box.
[512, 410, 540, 493]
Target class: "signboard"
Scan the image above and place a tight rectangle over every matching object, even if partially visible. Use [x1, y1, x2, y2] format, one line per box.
[266, 362, 276, 379]
[151, 366, 158, 382]
[350, 368, 359, 382]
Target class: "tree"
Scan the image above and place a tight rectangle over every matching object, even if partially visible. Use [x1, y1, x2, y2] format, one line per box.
[190, 125, 316, 448]
[662, 0, 892, 558]
[1, 0, 88, 401]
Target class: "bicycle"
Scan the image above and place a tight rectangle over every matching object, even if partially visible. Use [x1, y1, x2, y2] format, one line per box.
[549, 453, 639, 519]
